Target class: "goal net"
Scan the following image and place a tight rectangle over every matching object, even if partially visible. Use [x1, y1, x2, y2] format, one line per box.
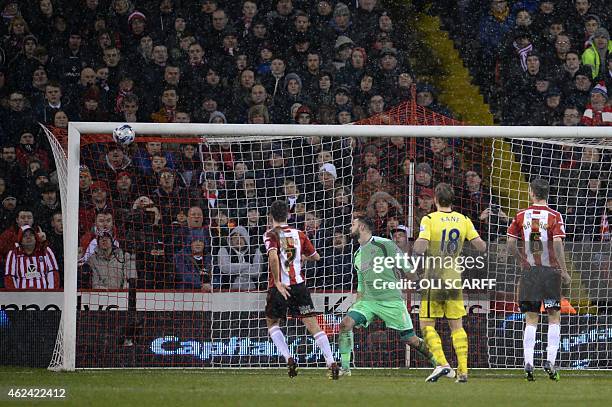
[40, 117, 610, 371]
[488, 137, 612, 369]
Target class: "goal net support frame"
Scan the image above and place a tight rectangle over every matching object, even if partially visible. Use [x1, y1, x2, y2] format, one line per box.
[54, 122, 610, 371]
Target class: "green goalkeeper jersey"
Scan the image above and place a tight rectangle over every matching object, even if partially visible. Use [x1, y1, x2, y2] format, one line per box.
[353, 236, 411, 301]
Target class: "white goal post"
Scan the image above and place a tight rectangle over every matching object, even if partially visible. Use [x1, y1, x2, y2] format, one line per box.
[52, 122, 610, 371]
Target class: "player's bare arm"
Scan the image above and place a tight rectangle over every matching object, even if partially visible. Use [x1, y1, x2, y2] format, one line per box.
[506, 236, 518, 256]
[412, 238, 429, 255]
[470, 236, 487, 252]
[302, 252, 320, 262]
[553, 237, 571, 284]
[268, 248, 291, 299]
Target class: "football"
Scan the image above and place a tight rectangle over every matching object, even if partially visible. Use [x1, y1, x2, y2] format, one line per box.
[112, 124, 136, 145]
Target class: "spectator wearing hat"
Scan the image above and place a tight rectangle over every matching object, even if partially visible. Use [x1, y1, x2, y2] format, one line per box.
[530, 86, 564, 125]
[331, 2, 357, 39]
[174, 228, 213, 290]
[391, 224, 411, 253]
[582, 28, 612, 79]
[87, 229, 136, 289]
[0, 188, 19, 231]
[15, 129, 50, 173]
[295, 105, 314, 124]
[416, 83, 453, 118]
[336, 105, 354, 124]
[366, 190, 403, 236]
[5, 224, 59, 290]
[581, 83, 611, 126]
[286, 31, 314, 73]
[566, 65, 595, 110]
[123, 11, 148, 53]
[0, 144, 26, 193]
[332, 34, 354, 71]
[7, 34, 39, 85]
[333, 84, 354, 112]
[148, 0, 177, 39]
[306, 163, 337, 213]
[375, 46, 402, 92]
[275, 72, 309, 123]
[412, 159, 433, 190]
[499, 28, 535, 84]
[33, 183, 60, 233]
[52, 28, 90, 87]
[216, 225, 262, 290]
[0, 208, 35, 259]
[414, 188, 435, 230]
[354, 165, 398, 212]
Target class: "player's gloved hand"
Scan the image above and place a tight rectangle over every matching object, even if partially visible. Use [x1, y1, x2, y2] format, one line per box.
[275, 281, 291, 299]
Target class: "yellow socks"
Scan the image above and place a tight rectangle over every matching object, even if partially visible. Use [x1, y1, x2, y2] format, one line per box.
[422, 325, 448, 366]
[451, 328, 469, 375]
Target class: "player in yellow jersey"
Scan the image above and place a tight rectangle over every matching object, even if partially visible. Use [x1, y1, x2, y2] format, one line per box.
[413, 183, 487, 383]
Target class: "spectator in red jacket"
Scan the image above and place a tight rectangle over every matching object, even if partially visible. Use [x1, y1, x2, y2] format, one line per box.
[4, 225, 60, 290]
[0, 208, 35, 259]
[581, 83, 611, 126]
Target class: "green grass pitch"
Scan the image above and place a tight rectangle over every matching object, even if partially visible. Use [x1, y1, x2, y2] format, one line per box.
[1, 368, 611, 406]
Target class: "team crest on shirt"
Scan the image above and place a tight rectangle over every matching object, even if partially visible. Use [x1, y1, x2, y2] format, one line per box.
[25, 263, 41, 279]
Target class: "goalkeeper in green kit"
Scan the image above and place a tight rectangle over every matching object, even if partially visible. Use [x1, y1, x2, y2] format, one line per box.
[338, 215, 436, 376]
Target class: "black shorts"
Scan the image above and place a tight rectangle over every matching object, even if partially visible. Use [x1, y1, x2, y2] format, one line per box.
[265, 282, 318, 320]
[518, 266, 561, 313]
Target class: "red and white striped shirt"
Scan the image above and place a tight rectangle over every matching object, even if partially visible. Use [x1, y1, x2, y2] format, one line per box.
[508, 204, 566, 269]
[4, 246, 60, 290]
[264, 225, 317, 286]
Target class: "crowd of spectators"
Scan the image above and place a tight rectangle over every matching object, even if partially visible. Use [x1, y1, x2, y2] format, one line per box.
[438, 0, 611, 125]
[0, 1, 610, 293]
